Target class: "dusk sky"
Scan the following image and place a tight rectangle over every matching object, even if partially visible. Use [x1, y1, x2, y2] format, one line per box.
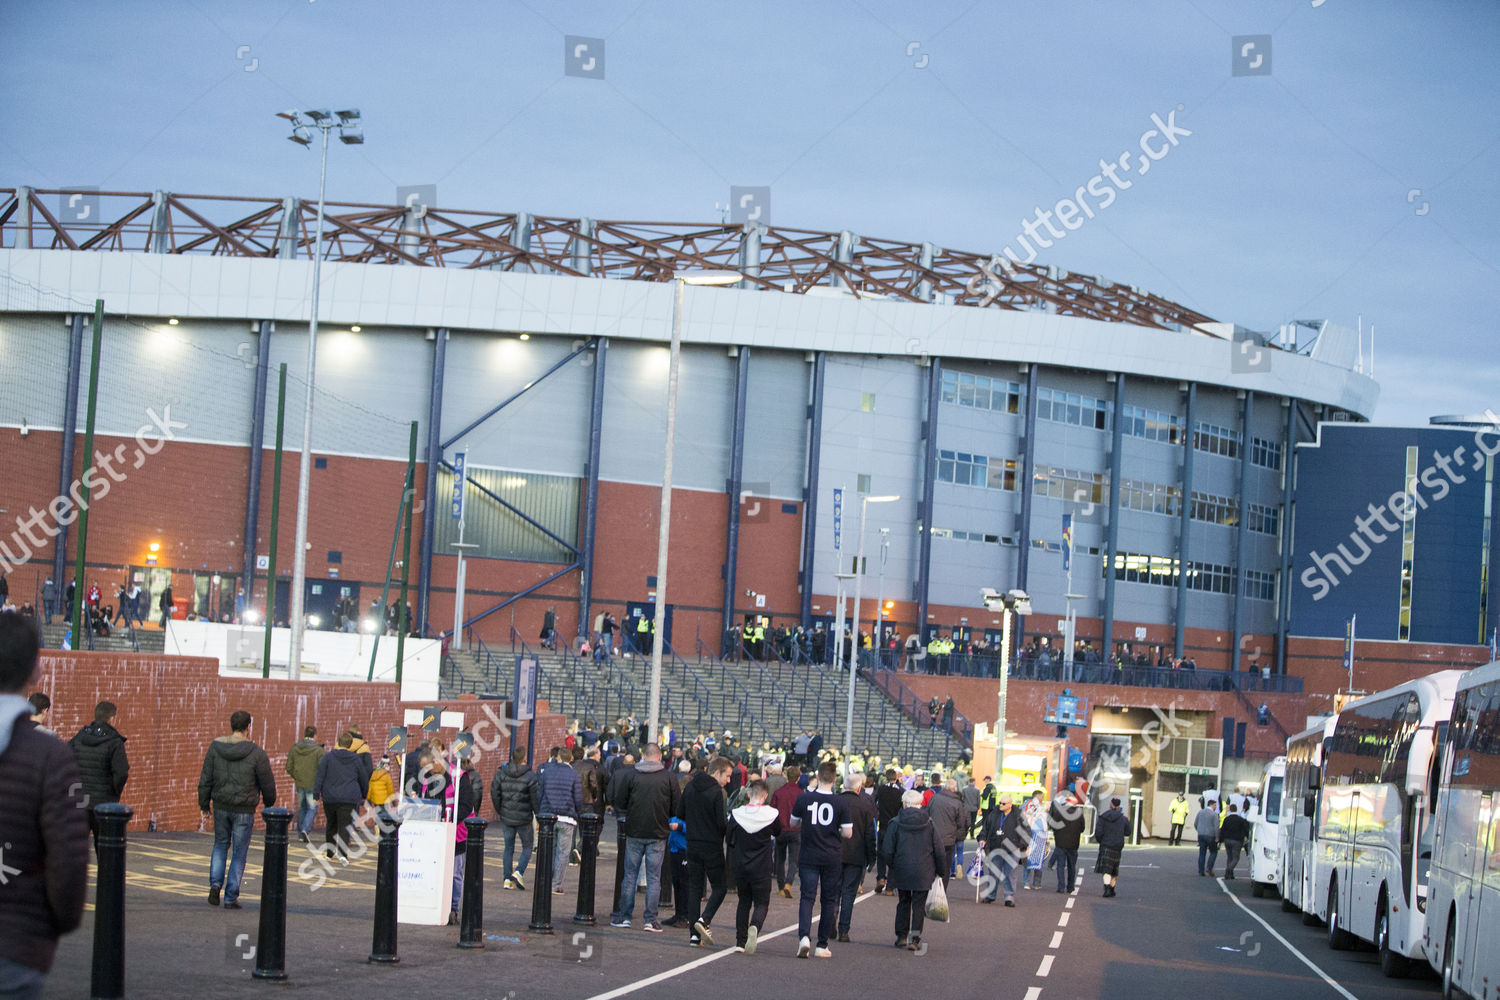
[4, 0, 1496, 426]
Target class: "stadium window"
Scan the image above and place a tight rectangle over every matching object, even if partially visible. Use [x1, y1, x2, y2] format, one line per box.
[861, 392, 876, 412]
[1193, 422, 1241, 459]
[940, 370, 1025, 414]
[1250, 436, 1282, 470]
[857, 473, 872, 493]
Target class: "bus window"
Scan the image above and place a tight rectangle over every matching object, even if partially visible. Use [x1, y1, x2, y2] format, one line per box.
[1262, 775, 1283, 823]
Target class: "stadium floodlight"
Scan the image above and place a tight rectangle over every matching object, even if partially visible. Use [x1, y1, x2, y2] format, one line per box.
[645, 264, 743, 744]
[845, 493, 899, 755]
[275, 105, 367, 679]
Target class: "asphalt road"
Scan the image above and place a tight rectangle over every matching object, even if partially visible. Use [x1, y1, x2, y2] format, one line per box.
[41, 835, 1444, 999]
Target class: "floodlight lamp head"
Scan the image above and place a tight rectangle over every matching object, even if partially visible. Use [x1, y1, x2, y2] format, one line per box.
[275, 109, 301, 122]
[334, 108, 361, 123]
[338, 128, 364, 145]
[288, 128, 313, 146]
[305, 108, 333, 122]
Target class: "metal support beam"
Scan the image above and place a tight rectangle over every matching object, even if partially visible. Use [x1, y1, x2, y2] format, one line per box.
[571, 217, 594, 275]
[239, 320, 272, 612]
[416, 328, 448, 633]
[914, 358, 942, 641]
[148, 191, 170, 253]
[578, 336, 608, 641]
[275, 197, 300, 260]
[1100, 374, 1127, 658]
[1230, 391, 1255, 672]
[15, 186, 31, 249]
[462, 562, 581, 632]
[739, 224, 763, 284]
[1275, 398, 1297, 674]
[798, 352, 827, 628]
[51, 313, 85, 598]
[1174, 383, 1198, 660]
[722, 346, 750, 644]
[440, 340, 593, 451]
[443, 463, 579, 556]
[1014, 364, 1040, 644]
[917, 242, 937, 303]
[832, 230, 856, 290]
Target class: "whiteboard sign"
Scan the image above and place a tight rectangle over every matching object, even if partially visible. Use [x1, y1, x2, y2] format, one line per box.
[397, 817, 455, 926]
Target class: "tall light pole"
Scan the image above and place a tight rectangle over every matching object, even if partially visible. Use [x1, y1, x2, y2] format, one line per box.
[874, 528, 889, 667]
[982, 587, 1030, 783]
[845, 494, 898, 756]
[647, 267, 740, 743]
[277, 107, 362, 679]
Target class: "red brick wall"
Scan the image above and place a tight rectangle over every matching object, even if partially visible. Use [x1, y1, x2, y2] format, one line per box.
[33, 650, 567, 832]
[1285, 635, 1492, 706]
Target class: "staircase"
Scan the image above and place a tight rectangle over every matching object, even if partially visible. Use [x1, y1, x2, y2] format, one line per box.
[41, 621, 164, 654]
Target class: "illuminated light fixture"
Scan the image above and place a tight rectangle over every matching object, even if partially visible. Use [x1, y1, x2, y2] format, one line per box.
[148, 542, 161, 553]
[350, 325, 361, 332]
[361, 617, 379, 634]
[308, 614, 321, 629]
[243, 608, 261, 625]
[518, 333, 530, 340]
[167, 317, 179, 326]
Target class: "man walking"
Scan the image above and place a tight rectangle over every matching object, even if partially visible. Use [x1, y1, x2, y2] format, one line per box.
[1168, 792, 1190, 846]
[286, 726, 324, 844]
[682, 756, 731, 945]
[770, 764, 803, 897]
[835, 770, 877, 942]
[790, 760, 853, 958]
[881, 788, 945, 952]
[1194, 798, 1221, 876]
[313, 731, 370, 864]
[198, 710, 277, 907]
[925, 778, 966, 882]
[491, 748, 541, 890]
[0, 612, 89, 995]
[874, 768, 904, 894]
[69, 700, 129, 854]
[977, 794, 1028, 906]
[609, 743, 681, 932]
[959, 775, 981, 874]
[1094, 796, 1128, 897]
[1049, 787, 1085, 892]
[1219, 801, 1251, 879]
[538, 747, 582, 895]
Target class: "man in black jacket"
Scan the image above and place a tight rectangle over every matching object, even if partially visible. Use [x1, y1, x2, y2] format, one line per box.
[490, 749, 541, 890]
[608, 743, 682, 932]
[926, 778, 967, 883]
[1219, 801, 1252, 880]
[681, 756, 732, 945]
[977, 794, 1028, 906]
[835, 770, 878, 942]
[69, 700, 129, 855]
[198, 710, 277, 908]
[1094, 796, 1129, 897]
[313, 731, 371, 864]
[1049, 789, 1086, 893]
[873, 769, 904, 894]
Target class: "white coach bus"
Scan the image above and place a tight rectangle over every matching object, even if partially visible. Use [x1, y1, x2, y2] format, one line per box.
[1423, 659, 1500, 1000]
[1279, 716, 1337, 920]
[1250, 755, 1286, 897]
[1317, 670, 1464, 977]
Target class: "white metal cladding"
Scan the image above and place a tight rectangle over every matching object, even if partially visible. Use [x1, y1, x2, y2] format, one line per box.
[0, 249, 1379, 419]
[0, 314, 72, 430]
[598, 341, 734, 492]
[742, 349, 811, 503]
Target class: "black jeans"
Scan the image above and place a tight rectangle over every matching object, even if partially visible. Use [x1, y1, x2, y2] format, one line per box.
[875, 824, 890, 882]
[797, 861, 840, 946]
[837, 862, 864, 934]
[774, 833, 799, 887]
[1054, 847, 1078, 891]
[735, 873, 772, 946]
[1169, 822, 1185, 846]
[324, 802, 357, 856]
[895, 889, 929, 940]
[685, 849, 727, 931]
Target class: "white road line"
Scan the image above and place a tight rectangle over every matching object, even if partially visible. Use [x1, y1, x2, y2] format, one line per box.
[1215, 881, 1361, 1000]
[1049, 931, 1065, 949]
[581, 891, 876, 1000]
[1057, 912, 1070, 927]
[1024, 988, 1043, 1000]
[1064, 897, 1075, 909]
[1036, 954, 1055, 977]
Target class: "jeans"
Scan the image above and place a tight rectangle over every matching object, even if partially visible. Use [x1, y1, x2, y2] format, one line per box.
[983, 854, 1017, 901]
[502, 822, 535, 879]
[210, 810, 255, 903]
[774, 832, 799, 887]
[1222, 838, 1243, 877]
[837, 862, 864, 934]
[612, 837, 665, 924]
[685, 848, 727, 932]
[0, 956, 46, 999]
[452, 850, 466, 913]
[1197, 834, 1219, 875]
[552, 821, 576, 890]
[895, 889, 929, 940]
[295, 789, 318, 834]
[735, 874, 772, 947]
[1055, 847, 1078, 891]
[797, 861, 841, 946]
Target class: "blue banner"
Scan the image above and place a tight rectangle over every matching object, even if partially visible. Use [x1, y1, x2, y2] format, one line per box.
[451, 451, 467, 520]
[1061, 513, 1073, 573]
[832, 487, 843, 551]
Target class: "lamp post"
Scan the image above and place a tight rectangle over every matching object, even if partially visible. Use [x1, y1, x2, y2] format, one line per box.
[845, 494, 898, 756]
[982, 588, 1030, 784]
[277, 107, 363, 680]
[874, 528, 889, 668]
[647, 268, 740, 743]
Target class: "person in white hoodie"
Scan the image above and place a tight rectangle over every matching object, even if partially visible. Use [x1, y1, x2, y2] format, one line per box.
[726, 779, 781, 954]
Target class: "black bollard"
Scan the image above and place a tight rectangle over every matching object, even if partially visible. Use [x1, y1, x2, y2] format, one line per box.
[368, 807, 401, 964]
[90, 802, 134, 1000]
[458, 817, 488, 949]
[573, 812, 601, 925]
[611, 814, 627, 917]
[253, 807, 293, 981]
[529, 814, 556, 933]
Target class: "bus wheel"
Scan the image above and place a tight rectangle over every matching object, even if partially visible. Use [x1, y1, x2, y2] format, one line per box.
[1441, 915, 1459, 1000]
[1327, 879, 1354, 950]
[1375, 895, 1410, 978]
[1251, 881, 1266, 898]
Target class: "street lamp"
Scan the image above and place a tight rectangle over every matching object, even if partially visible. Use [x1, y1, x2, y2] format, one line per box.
[845, 494, 899, 756]
[981, 587, 1031, 783]
[276, 107, 362, 680]
[647, 267, 740, 744]
[874, 528, 890, 666]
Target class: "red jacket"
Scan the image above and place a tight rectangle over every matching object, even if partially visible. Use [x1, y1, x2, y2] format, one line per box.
[769, 778, 802, 836]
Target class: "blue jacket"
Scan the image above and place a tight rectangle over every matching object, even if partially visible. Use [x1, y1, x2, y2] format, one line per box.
[314, 748, 371, 805]
[537, 759, 582, 820]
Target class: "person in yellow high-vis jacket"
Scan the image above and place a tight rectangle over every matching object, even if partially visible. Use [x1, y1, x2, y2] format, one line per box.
[1168, 792, 1190, 845]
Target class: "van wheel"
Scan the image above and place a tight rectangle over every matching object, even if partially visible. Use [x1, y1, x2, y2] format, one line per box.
[1327, 879, 1353, 950]
[1442, 916, 1459, 1000]
[1375, 895, 1410, 978]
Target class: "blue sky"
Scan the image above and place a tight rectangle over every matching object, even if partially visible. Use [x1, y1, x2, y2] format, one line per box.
[4, 0, 1496, 426]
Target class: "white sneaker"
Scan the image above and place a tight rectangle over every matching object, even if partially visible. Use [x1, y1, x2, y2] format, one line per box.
[745, 925, 758, 955]
[813, 945, 832, 958]
[797, 936, 811, 958]
[511, 871, 526, 890]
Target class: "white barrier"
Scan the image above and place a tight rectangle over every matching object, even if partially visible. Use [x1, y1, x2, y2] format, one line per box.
[165, 619, 441, 702]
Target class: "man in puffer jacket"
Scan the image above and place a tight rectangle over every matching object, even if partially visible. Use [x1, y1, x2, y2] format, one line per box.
[314, 731, 371, 864]
[880, 789, 947, 951]
[285, 726, 324, 844]
[69, 700, 129, 854]
[197, 710, 277, 908]
[490, 748, 541, 889]
[537, 747, 583, 894]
